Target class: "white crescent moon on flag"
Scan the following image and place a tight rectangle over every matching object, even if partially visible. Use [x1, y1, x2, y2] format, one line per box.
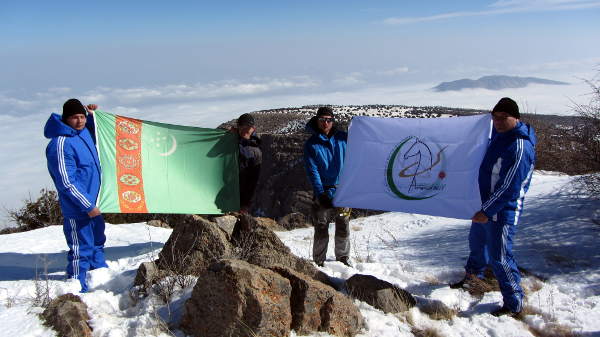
[159, 135, 177, 156]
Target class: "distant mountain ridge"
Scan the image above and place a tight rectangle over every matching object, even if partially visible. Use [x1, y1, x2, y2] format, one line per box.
[433, 75, 568, 92]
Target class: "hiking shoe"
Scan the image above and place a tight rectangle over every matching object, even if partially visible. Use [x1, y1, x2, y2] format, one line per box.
[315, 260, 324, 267]
[449, 278, 466, 289]
[449, 274, 477, 289]
[337, 256, 352, 267]
[491, 306, 522, 318]
[450, 275, 470, 289]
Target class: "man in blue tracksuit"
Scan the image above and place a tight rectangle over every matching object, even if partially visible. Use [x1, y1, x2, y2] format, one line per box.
[44, 98, 108, 292]
[303, 107, 351, 267]
[451, 97, 536, 317]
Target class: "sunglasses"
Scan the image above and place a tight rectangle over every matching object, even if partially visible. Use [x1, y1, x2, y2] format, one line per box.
[318, 117, 334, 123]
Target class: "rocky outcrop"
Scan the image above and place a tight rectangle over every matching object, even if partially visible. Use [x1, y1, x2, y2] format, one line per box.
[231, 221, 334, 288]
[271, 266, 364, 337]
[253, 134, 314, 223]
[141, 214, 366, 336]
[180, 259, 292, 337]
[156, 215, 232, 276]
[41, 294, 92, 337]
[345, 274, 416, 313]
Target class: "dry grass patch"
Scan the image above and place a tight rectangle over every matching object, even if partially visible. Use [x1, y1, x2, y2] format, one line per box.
[517, 305, 579, 337]
[418, 300, 458, 321]
[422, 275, 444, 286]
[523, 278, 545, 296]
[527, 323, 579, 337]
[463, 269, 499, 298]
[411, 327, 445, 337]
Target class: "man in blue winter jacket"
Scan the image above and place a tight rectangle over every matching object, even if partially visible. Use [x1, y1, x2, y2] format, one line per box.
[303, 107, 351, 267]
[451, 97, 536, 317]
[44, 98, 108, 292]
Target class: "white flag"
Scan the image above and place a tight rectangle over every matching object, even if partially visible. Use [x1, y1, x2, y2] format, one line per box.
[334, 114, 492, 220]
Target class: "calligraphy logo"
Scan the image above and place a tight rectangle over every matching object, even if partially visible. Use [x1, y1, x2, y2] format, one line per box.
[386, 136, 448, 200]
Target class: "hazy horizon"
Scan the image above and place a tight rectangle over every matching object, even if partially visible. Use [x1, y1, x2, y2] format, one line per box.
[1, 1, 599, 224]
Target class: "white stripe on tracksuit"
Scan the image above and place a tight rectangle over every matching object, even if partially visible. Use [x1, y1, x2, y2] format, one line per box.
[513, 165, 534, 225]
[500, 224, 522, 311]
[57, 137, 91, 208]
[69, 218, 80, 280]
[482, 138, 524, 211]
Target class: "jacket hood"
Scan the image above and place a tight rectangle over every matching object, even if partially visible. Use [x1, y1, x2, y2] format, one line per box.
[305, 116, 338, 138]
[509, 121, 537, 146]
[44, 113, 79, 139]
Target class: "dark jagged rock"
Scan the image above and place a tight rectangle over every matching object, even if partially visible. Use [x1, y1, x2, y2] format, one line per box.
[279, 212, 311, 230]
[271, 266, 364, 337]
[156, 215, 232, 276]
[133, 261, 161, 287]
[180, 259, 292, 337]
[345, 274, 416, 313]
[231, 220, 335, 288]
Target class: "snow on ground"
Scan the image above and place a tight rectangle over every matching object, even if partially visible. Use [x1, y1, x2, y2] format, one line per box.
[0, 172, 599, 336]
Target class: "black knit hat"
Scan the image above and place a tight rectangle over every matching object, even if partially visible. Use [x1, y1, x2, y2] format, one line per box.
[492, 97, 520, 119]
[237, 113, 255, 127]
[316, 106, 334, 117]
[62, 98, 87, 121]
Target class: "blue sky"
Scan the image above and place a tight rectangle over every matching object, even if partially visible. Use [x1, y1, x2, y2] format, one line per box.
[0, 0, 599, 215]
[2, 1, 599, 91]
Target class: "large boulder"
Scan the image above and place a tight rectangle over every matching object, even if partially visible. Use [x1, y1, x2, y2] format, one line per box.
[41, 294, 92, 337]
[345, 274, 416, 313]
[231, 221, 334, 288]
[271, 266, 364, 337]
[156, 215, 232, 276]
[180, 259, 292, 337]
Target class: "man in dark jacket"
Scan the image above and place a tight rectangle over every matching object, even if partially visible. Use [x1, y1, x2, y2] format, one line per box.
[44, 99, 108, 293]
[451, 97, 536, 317]
[236, 113, 262, 214]
[303, 107, 350, 267]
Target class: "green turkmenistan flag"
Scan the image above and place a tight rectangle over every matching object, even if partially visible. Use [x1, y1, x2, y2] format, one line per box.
[95, 111, 239, 214]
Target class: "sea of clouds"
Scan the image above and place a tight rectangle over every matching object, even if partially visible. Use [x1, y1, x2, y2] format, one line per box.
[0, 73, 595, 228]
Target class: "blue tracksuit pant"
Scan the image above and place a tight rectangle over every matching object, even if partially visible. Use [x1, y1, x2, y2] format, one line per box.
[63, 216, 108, 292]
[465, 220, 523, 312]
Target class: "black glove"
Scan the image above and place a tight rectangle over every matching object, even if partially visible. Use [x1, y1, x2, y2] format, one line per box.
[318, 193, 334, 208]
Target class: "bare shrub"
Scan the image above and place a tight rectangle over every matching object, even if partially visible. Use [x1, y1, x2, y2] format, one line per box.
[31, 255, 52, 308]
[3, 189, 62, 234]
[229, 228, 260, 261]
[571, 73, 600, 200]
[352, 234, 374, 263]
[157, 235, 197, 290]
[522, 114, 576, 174]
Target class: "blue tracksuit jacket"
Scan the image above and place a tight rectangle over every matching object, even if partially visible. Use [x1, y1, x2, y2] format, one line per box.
[44, 113, 101, 218]
[303, 117, 347, 199]
[478, 121, 536, 223]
